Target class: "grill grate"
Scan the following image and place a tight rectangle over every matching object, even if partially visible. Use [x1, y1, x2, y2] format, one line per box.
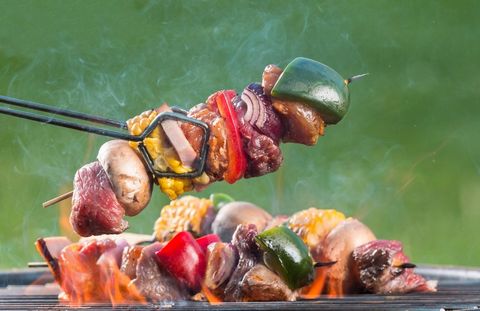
[0, 266, 480, 310]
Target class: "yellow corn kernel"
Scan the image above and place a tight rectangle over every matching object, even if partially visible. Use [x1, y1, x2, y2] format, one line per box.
[154, 195, 213, 241]
[130, 123, 142, 136]
[193, 172, 210, 185]
[288, 208, 346, 250]
[173, 180, 184, 192]
[127, 108, 195, 199]
[139, 117, 149, 129]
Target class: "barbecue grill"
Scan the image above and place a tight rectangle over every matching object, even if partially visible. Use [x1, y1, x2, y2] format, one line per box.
[1, 266, 479, 310]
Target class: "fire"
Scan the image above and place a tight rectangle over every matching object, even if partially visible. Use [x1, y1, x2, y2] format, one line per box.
[302, 267, 344, 299]
[57, 240, 145, 305]
[201, 284, 222, 304]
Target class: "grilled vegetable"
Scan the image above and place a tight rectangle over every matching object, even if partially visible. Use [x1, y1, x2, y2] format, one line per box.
[126, 107, 193, 200]
[196, 234, 221, 254]
[97, 140, 152, 216]
[155, 231, 206, 292]
[209, 193, 234, 211]
[208, 90, 247, 183]
[153, 195, 215, 242]
[212, 201, 272, 242]
[271, 57, 349, 124]
[287, 208, 345, 258]
[255, 225, 314, 290]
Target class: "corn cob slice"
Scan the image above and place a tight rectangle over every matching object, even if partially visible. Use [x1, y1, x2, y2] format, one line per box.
[153, 195, 214, 242]
[126, 109, 193, 200]
[287, 208, 346, 251]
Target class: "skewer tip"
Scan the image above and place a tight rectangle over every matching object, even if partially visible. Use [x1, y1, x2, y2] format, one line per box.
[345, 73, 369, 85]
[314, 261, 337, 268]
[395, 262, 417, 269]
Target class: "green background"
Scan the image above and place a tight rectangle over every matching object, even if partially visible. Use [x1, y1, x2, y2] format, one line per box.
[0, 0, 479, 269]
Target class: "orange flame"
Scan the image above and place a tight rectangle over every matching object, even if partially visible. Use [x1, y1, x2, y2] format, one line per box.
[57, 241, 145, 305]
[201, 284, 223, 304]
[301, 267, 344, 299]
[302, 268, 327, 299]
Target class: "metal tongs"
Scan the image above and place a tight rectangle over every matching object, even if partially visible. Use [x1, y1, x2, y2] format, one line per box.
[0, 95, 210, 179]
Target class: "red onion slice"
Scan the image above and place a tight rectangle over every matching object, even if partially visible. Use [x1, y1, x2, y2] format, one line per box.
[156, 104, 197, 168]
[241, 83, 268, 129]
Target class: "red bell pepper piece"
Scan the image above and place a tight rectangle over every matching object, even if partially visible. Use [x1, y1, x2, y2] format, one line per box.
[155, 231, 206, 292]
[208, 90, 247, 183]
[196, 234, 221, 254]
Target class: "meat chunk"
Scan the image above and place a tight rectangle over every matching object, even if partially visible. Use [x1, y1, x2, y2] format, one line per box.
[272, 99, 325, 146]
[352, 240, 437, 294]
[221, 224, 261, 301]
[130, 242, 188, 302]
[205, 242, 238, 290]
[181, 103, 228, 181]
[71, 161, 127, 237]
[35, 237, 72, 284]
[240, 264, 296, 301]
[318, 218, 376, 295]
[121, 245, 144, 280]
[262, 64, 283, 96]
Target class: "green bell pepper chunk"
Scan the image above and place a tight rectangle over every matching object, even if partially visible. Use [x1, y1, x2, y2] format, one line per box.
[255, 225, 314, 290]
[209, 193, 234, 212]
[271, 57, 349, 124]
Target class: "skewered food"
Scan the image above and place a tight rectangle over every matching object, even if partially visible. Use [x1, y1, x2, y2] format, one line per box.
[97, 140, 153, 216]
[36, 194, 436, 305]
[130, 242, 189, 302]
[68, 57, 357, 237]
[316, 218, 377, 295]
[153, 195, 215, 242]
[352, 240, 437, 294]
[71, 140, 153, 236]
[211, 201, 272, 242]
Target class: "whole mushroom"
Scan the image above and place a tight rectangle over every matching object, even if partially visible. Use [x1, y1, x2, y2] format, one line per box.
[97, 140, 153, 216]
[319, 218, 376, 295]
[211, 201, 272, 242]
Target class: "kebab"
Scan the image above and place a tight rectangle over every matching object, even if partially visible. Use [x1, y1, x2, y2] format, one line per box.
[55, 57, 365, 237]
[35, 194, 436, 304]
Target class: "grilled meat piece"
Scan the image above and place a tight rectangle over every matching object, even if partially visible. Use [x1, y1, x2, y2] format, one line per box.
[262, 64, 283, 96]
[121, 245, 144, 280]
[35, 237, 72, 284]
[272, 99, 325, 146]
[352, 240, 437, 294]
[182, 103, 229, 182]
[71, 161, 128, 237]
[204, 242, 238, 291]
[319, 218, 376, 295]
[130, 242, 189, 302]
[222, 224, 261, 301]
[240, 264, 296, 301]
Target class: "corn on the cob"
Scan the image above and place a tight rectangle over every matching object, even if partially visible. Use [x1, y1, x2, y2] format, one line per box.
[287, 208, 346, 250]
[126, 109, 193, 200]
[153, 195, 213, 241]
